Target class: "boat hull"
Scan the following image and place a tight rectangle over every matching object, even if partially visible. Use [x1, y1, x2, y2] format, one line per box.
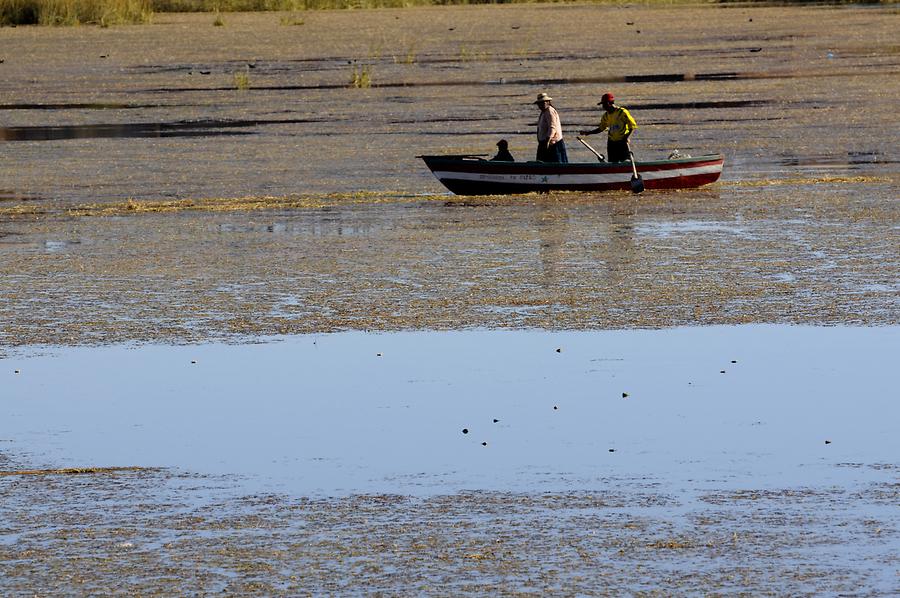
[420, 154, 724, 195]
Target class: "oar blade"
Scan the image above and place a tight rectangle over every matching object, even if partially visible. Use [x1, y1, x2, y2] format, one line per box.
[631, 174, 644, 194]
[628, 148, 644, 193]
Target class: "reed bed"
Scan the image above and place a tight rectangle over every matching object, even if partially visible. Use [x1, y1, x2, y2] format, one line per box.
[1, 0, 151, 25]
[2, 0, 895, 26]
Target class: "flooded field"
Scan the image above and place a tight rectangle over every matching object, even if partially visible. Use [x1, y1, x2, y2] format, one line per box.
[1, 2, 899, 595]
[3, 327, 899, 593]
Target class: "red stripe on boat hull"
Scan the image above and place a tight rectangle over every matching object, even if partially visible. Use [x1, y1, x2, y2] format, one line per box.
[421, 154, 724, 195]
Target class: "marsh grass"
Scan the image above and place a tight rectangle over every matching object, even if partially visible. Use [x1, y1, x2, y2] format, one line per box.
[233, 70, 250, 89]
[1, 0, 151, 25]
[349, 64, 371, 88]
[3, 0, 895, 25]
[394, 43, 417, 64]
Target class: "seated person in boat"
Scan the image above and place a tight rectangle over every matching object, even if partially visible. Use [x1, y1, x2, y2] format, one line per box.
[491, 139, 515, 162]
[534, 92, 568, 163]
[579, 92, 637, 162]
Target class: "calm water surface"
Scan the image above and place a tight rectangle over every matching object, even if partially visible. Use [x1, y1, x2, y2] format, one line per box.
[4, 325, 896, 497]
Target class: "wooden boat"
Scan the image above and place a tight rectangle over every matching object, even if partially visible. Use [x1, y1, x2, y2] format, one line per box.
[420, 153, 724, 195]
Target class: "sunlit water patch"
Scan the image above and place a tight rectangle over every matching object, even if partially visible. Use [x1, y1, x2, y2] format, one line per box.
[3, 326, 896, 498]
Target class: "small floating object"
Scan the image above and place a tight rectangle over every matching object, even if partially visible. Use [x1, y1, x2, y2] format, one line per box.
[731, 360, 737, 364]
[825, 440, 832, 445]
[720, 370, 726, 374]
[14, 369, 20, 374]
[553, 405, 558, 410]
[191, 360, 197, 364]
[493, 419, 499, 423]
[555, 348, 561, 353]
[622, 392, 629, 398]
[462, 428, 469, 434]
[481, 441, 487, 446]
[376, 353, 382, 357]
[608, 448, 616, 453]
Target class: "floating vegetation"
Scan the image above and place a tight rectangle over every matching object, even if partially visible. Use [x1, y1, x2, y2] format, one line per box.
[0, 462, 896, 595]
[1, 183, 896, 348]
[0, 466, 154, 476]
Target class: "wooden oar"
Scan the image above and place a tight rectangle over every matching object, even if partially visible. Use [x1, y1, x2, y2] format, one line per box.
[576, 136, 605, 162]
[627, 142, 644, 194]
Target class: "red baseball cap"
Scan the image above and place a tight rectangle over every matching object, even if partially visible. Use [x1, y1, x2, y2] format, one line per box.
[599, 93, 615, 105]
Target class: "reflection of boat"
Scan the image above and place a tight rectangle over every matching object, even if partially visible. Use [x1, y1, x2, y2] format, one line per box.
[420, 154, 724, 195]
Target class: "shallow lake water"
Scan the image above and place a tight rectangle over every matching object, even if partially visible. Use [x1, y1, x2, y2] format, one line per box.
[4, 326, 897, 495]
[1, 3, 898, 594]
[2, 326, 898, 594]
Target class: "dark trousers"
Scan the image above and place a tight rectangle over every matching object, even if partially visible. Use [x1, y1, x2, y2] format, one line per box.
[536, 139, 569, 163]
[607, 139, 630, 162]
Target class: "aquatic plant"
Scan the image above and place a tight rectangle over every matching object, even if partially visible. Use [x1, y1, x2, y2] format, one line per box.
[349, 64, 371, 88]
[394, 43, 417, 64]
[1, 0, 152, 26]
[233, 70, 251, 90]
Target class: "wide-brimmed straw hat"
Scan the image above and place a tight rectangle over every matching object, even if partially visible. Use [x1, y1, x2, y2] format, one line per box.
[533, 93, 553, 104]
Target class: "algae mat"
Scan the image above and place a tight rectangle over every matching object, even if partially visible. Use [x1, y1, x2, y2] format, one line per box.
[1, 4, 898, 347]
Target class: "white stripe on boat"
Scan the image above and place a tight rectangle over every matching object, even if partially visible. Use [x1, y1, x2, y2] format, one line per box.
[431, 163, 722, 185]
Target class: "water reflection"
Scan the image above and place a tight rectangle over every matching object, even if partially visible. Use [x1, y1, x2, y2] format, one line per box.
[3, 326, 896, 496]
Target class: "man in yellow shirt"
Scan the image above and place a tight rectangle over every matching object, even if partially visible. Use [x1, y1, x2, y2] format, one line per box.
[580, 92, 637, 162]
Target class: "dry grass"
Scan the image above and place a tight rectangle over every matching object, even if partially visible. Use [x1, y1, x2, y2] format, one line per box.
[0, 0, 151, 25]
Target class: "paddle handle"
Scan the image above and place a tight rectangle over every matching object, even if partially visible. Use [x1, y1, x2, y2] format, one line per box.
[627, 141, 640, 177]
[576, 136, 605, 162]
